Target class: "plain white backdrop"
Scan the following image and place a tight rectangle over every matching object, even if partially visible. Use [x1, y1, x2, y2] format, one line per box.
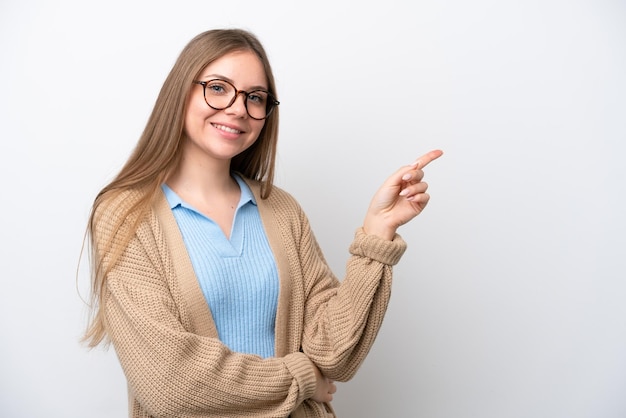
[1, 0, 625, 417]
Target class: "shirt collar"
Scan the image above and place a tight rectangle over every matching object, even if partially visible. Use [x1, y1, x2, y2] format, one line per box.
[233, 173, 257, 208]
[161, 173, 257, 211]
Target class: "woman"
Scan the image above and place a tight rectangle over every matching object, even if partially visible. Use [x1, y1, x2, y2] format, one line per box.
[83, 28, 442, 417]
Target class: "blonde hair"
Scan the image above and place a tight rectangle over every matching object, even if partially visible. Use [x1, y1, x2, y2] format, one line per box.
[83, 29, 280, 347]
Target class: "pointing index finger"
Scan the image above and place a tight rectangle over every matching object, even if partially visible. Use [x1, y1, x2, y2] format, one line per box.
[413, 149, 444, 169]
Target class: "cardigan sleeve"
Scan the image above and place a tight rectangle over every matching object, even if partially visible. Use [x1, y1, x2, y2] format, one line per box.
[297, 210, 407, 382]
[95, 204, 317, 417]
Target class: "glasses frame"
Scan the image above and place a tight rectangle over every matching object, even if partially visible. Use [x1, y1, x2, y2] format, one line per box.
[192, 79, 280, 120]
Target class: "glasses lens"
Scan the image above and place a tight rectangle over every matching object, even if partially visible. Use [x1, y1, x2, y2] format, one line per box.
[203, 80, 236, 110]
[246, 90, 272, 120]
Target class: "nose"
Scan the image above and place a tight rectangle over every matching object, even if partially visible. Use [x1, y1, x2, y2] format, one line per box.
[225, 92, 248, 118]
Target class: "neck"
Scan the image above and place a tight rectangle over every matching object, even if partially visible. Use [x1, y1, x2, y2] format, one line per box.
[166, 150, 238, 201]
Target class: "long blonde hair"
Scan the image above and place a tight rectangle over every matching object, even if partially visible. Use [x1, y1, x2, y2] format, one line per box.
[83, 29, 280, 347]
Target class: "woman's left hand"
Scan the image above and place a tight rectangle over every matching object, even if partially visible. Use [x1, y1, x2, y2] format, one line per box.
[363, 149, 443, 240]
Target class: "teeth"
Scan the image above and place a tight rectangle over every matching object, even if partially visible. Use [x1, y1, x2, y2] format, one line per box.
[214, 124, 241, 134]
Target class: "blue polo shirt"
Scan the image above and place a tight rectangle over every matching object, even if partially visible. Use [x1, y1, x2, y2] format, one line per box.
[161, 174, 279, 358]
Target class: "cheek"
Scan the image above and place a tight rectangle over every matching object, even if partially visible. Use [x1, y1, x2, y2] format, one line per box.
[250, 120, 266, 138]
[184, 103, 217, 133]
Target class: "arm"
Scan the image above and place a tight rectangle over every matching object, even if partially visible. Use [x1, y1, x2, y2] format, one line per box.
[298, 222, 405, 382]
[300, 150, 443, 381]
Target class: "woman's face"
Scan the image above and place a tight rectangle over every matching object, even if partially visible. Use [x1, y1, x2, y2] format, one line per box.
[183, 50, 267, 166]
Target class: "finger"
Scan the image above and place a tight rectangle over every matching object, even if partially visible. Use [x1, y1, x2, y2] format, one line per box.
[399, 181, 428, 197]
[387, 149, 442, 188]
[328, 382, 337, 394]
[407, 192, 431, 205]
[400, 149, 442, 182]
[412, 149, 444, 170]
[401, 168, 424, 183]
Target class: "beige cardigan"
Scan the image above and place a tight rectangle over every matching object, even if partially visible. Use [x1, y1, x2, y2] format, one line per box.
[95, 179, 406, 417]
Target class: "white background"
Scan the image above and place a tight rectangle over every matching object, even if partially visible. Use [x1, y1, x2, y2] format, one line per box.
[1, 0, 625, 417]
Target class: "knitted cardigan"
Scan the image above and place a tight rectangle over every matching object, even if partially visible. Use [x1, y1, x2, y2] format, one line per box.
[94, 178, 407, 418]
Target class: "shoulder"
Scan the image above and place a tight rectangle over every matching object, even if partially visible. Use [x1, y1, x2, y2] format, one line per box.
[91, 188, 153, 250]
[243, 179, 312, 242]
[266, 185, 303, 214]
[93, 188, 146, 227]
[244, 178, 304, 215]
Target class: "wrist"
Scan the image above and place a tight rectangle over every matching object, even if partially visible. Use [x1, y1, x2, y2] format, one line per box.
[283, 353, 318, 403]
[362, 215, 396, 241]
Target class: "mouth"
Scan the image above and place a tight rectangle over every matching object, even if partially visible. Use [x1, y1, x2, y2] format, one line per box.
[212, 123, 243, 134]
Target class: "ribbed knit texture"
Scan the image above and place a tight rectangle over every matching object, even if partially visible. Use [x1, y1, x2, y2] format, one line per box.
[162, 180, 279, 359]
[94, 177, 407, 418]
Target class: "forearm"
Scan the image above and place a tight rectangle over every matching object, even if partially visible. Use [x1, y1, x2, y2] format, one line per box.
[301, 229, 406, 381]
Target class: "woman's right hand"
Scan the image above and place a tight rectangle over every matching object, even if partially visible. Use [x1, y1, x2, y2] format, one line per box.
[362, 149, 443, 240]
[311, 364, 337, 403]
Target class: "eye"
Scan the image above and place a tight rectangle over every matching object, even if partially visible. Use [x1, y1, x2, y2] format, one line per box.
[206, 80, 232, 96]
[247, 91, 268, 106]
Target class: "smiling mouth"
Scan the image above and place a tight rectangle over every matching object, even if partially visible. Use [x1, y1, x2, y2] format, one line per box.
[212, 123, 243, 134]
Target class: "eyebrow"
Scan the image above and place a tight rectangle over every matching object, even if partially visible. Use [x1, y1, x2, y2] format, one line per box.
[201, 74, 268, 91]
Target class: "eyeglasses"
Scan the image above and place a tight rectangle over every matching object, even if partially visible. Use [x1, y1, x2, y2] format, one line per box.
[192, 79, 280, 120]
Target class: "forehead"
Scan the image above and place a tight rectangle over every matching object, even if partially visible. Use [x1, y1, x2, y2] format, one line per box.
[199, 50, 267, 88]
